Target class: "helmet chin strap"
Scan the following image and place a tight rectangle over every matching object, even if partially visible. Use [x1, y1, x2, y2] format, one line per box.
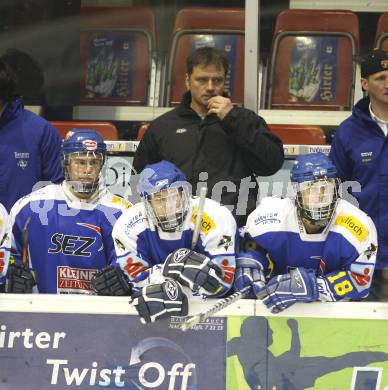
[68, 180, 98, 195]
[297, 206, 334, 234]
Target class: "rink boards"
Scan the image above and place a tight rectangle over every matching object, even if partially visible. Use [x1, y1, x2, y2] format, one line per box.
[1, 294, 388, 390]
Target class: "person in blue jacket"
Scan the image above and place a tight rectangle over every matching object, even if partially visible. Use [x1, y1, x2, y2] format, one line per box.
[330, 49, 388, 299]
[0, 58, 63, 212]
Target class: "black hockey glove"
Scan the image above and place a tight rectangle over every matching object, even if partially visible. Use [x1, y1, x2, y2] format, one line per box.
[91, 265, 132, 296]
[163, 248, 224, 295]
[6, 263, 36, 293]
[129, 280, 188, 324]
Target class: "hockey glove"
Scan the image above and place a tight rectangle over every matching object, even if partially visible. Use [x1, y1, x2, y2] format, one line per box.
[6, 263, 36, 293]
[129, 280, 188, 324]
[91, 265, 132, 296]
[234, 252, 266, 299]
[163, 248, 224, 295]
[262, 267, 318, 313]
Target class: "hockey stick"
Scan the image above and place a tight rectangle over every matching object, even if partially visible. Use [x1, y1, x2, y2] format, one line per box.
[191, 186, 207, 249]
[21, 217, 31, 267]
[180, 285, 252, 331]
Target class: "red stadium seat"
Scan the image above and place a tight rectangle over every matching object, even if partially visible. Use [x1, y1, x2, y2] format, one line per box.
[80, 6, 156, 105]
[269, 124, 326, 145]
[375, 12, 388, 50]
[136, 122, 150, 141]
[267, 9, 359, 110]
[51, 121, 119, 140]
[166, 7, 245, 106]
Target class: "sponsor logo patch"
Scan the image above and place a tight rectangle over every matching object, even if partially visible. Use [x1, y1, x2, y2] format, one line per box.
[0, 251, 4, 274]
[14, 152, 30, 169]
[254, 211, 281, 225]
[111, 196, 132, 209]
[57, 266, 96, 293]
[191, 208, 216, 235]
[360, 151, 373, 163]
[217, 235, 232, 251]
[335, 214, 368, 242]
[123, 257, 148, 280]
[350, 268, 371, 286]
[124, 211, 145, 233]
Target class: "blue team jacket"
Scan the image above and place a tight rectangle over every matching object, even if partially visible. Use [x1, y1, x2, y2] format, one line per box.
[330, 97, 388, 269]
[0, 98, 63, 212]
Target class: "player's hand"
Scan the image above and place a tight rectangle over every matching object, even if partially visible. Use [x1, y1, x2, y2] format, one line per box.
[6, 263, 36, 293]
[262, 267, 318, 313]
[234, 251, 266, 299]
[129, 280, 188, 324]
[91, 265, 132, 296]
[207, 95, 233, 120]
[163, 248, 224, 295]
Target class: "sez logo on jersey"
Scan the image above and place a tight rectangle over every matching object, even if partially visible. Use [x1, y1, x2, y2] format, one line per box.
[48, 234, 96, 256]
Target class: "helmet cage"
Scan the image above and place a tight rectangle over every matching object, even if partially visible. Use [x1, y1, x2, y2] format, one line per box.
[294, 177, 340, 226]
[62, 151, 105, 195]
[144, 184, 190, 232]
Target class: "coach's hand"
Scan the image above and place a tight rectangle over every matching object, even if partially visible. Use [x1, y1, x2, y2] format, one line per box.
[207, 96, 233, 120]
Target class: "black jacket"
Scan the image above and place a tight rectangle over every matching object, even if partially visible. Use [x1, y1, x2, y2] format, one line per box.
[133, 92, 284, 226]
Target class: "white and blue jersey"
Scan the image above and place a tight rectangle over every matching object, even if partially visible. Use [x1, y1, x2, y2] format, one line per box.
[0, 203, 10, 281]
[8, 183, 131, 294]
[112, 197, 237, 296]
[244, 197, 377, 301]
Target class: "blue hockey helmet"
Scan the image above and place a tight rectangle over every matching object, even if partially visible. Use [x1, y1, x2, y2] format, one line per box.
[62, 129, 106, 156]
[61, 129, 106, 197]
[137, 160, 190, 232]
[291, 153, 339, 227]
[291, 152, 337, 183]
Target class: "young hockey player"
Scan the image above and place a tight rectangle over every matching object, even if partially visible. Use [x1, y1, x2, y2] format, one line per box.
[91, 160, 237, 323]
[234, 153, 377, 312]
[4, 129, 131, 294]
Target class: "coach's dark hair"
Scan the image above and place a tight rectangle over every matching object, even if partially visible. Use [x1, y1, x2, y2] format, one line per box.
[186, 47, 229, 77]
[0, 59, 17, 103]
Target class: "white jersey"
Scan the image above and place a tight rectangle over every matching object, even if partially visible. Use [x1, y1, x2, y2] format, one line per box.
[7, 183, 131, 294]
[112, 196, 237, 296]
[0, 202, 9, 279]
[244, 197, 377, 301]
